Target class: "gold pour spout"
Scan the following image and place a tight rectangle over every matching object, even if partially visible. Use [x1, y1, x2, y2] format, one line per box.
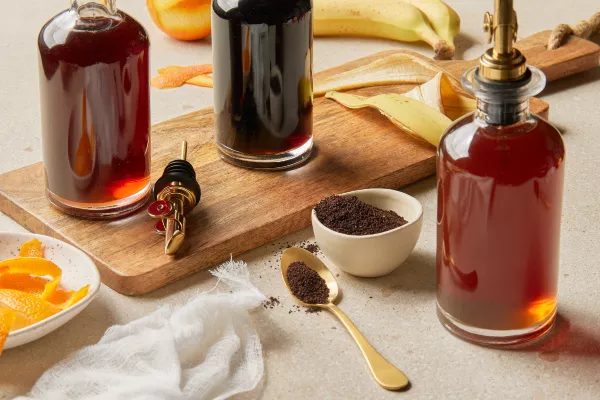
[479, 0, 527, 82]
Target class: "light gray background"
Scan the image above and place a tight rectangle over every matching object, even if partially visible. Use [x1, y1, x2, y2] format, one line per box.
[0, 1, 599, 399]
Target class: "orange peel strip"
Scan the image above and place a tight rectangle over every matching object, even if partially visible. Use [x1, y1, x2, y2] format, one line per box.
[0, 289, 61, 323]
[10, 310, 35, 331]
[0, 308, 15, 355]
[186, 74, 213, 88]
[0, 273, 47, 295]
[18, 238, 44, 258]
[152, 64, 213, 89]
[46, 288, 72, 306]
[59, 285, 90, 309]
[0, 257, 62, 300]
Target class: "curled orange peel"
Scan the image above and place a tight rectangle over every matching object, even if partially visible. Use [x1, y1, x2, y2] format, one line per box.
[0, 257, 62, 300]
[0, 239, 90, 354]
[0, 289, 60, 323]
[0, 273, 47, 295]
[56, 285, 90, 309]
[0, 308, 15, 355]
[151, 64, 213, 89]
[18, 238, 44, 258]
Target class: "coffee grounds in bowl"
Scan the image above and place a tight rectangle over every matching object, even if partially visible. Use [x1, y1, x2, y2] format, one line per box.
[286, 261, 330, 304]
[314, 195, 408, 235]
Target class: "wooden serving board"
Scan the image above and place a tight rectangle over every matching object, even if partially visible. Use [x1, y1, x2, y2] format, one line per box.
[0, 31, 598, 294]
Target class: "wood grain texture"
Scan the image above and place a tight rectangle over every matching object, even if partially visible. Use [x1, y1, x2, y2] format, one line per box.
[0, 31, 597, 294]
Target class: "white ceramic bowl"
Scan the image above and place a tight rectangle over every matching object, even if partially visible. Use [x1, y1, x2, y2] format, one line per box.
[0, 232, 100, 350]
[312, 189, 423, 277]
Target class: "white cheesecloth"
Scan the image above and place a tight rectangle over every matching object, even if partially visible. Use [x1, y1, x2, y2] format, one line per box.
[15, 259, 266, 400]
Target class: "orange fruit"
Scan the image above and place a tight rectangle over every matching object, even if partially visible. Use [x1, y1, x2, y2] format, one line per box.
[147, 0, 211, 41]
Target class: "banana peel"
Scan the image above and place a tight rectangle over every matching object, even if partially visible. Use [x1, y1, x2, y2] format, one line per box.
[326, 91, 451, 146]
[325, 72, 477, 147]
[313, 53, 459, 97]
[403, 72, 476, 121]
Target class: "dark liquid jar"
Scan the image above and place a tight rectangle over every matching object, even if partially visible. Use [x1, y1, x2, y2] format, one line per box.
[211, 0, 313, 169]
[38, 0, 151, 218]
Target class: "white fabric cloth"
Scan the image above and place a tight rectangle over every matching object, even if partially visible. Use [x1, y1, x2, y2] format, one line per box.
[16, 259, 266, 400]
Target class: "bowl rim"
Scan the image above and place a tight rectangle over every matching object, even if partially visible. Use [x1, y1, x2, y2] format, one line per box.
[1, 232, 101, 338]
[311, 188, 423, 240]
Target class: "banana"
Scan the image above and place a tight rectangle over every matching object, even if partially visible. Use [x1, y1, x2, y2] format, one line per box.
[400, 0, 460, 50]
[313, 0, 454, 59]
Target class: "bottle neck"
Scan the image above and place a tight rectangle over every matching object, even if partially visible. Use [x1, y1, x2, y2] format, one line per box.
[476, 98, 529, 126]
[71, 0, 116, 16]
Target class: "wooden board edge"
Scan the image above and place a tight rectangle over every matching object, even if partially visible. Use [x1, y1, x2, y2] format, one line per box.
[0, 183, 134, 294]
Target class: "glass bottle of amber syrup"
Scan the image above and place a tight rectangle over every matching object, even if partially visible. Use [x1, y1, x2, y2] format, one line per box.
[38, 0, 151, 218]
[436, 0, 565, 345]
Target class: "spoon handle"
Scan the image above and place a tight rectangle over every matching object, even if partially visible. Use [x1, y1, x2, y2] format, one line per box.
[326, 304, 409, 391]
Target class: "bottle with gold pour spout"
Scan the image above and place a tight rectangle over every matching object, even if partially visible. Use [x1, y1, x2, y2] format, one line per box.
[436, 0, 565, 345]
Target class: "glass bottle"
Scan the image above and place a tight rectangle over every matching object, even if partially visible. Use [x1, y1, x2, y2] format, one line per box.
[38, 0, 151, 218]
[211, 0, 313, 169]
[436, 0, 565, 345]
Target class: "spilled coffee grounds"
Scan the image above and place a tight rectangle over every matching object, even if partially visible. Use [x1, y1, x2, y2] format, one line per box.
[286, 261, 329, 304]
[314, 195, 408, 235]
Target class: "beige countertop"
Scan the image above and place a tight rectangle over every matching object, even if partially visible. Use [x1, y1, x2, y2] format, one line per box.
[1, 1, 599, 399]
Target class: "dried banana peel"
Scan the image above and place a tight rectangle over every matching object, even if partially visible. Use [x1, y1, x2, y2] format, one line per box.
[325, 72, 477, 147]
[314, 53, 459, 97]
[326, 91, 451, 146]
[404, 72, 476, 121]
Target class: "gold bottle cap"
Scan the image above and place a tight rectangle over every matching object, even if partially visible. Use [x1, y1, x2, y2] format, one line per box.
[478, 0, 526, 82]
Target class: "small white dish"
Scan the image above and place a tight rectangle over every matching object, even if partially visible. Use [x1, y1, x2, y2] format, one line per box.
[0, 232, 100, 350]
[312, 188, 423, 277]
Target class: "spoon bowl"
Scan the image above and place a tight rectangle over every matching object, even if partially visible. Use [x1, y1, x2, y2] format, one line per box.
[281, 247, 410, 391]
[281, 247, 339, 306]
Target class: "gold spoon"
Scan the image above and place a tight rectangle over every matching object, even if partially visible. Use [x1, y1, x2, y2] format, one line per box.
[281, 247, 410, 391]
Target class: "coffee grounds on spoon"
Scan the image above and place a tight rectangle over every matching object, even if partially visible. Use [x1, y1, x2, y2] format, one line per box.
[286, 261, 330, 304]
[315, 195, 408, 235]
